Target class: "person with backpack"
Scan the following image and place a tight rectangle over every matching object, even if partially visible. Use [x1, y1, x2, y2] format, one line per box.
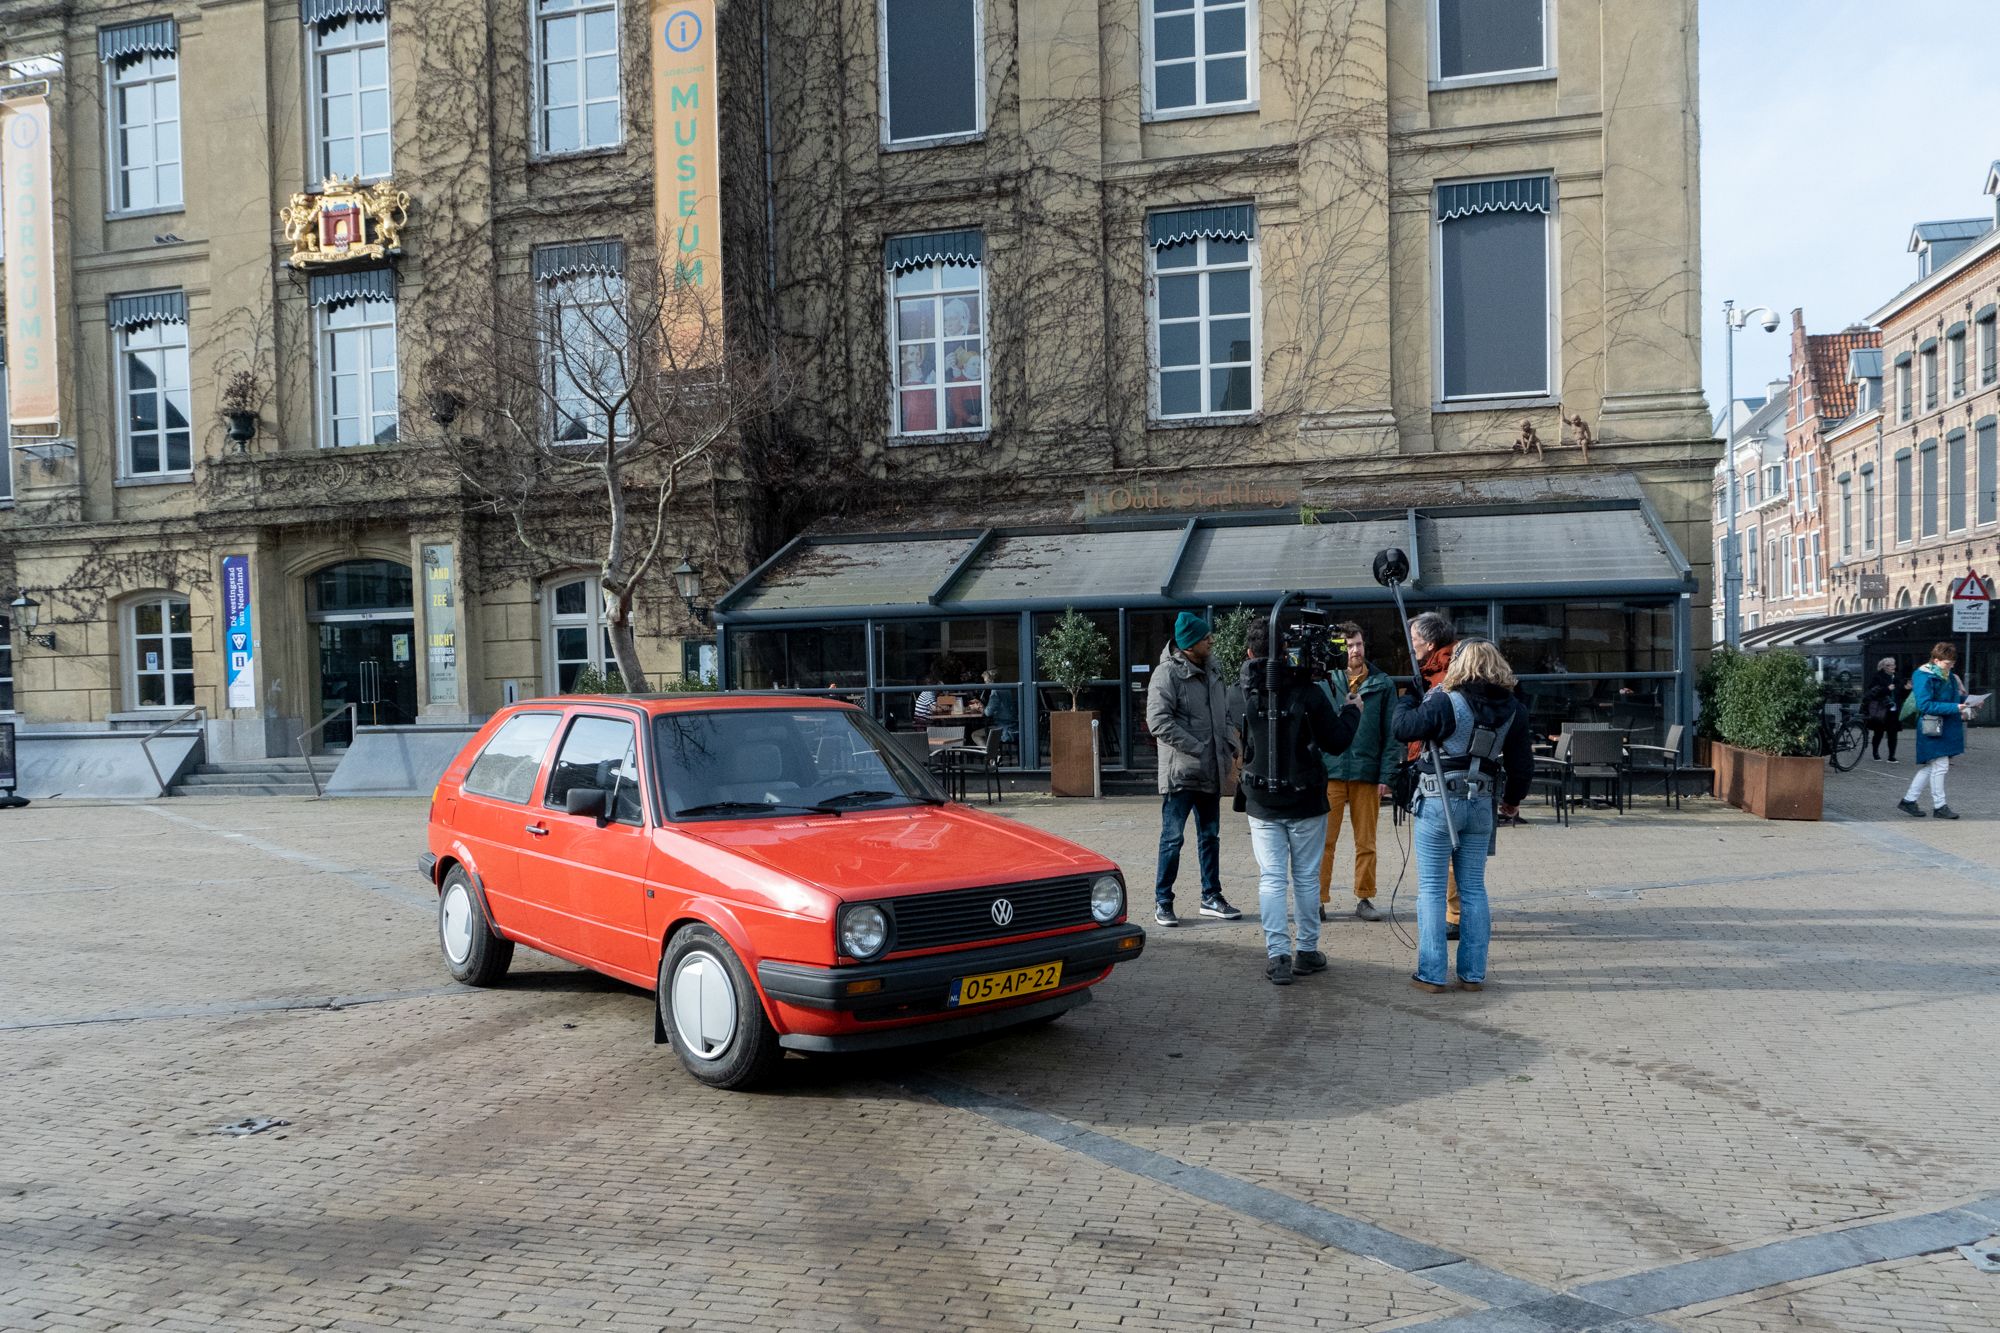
[1898, 642, 1975, 820]
[1391, 640, 1535, 993]
[1862, 656, 1899, 761]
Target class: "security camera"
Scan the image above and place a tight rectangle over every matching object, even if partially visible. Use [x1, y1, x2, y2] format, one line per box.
[1760, 314, 1781, 333]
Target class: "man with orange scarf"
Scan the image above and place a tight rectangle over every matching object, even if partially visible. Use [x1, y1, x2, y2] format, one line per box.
[1407, 612, 1461, 938]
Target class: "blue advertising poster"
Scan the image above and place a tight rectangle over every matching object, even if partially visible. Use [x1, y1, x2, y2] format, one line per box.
[223, 555, 256, 710]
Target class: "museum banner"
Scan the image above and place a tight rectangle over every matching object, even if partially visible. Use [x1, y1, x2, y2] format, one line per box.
[651, 0, 723, 365]
[2, 93, 59, 426]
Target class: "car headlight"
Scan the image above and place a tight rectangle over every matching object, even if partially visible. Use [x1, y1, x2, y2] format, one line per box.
[839, 904, 890, 960]
[1090, 874, 1124, 924]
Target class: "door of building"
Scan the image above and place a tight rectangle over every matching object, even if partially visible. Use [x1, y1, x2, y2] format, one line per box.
[309, 559, 418, 748]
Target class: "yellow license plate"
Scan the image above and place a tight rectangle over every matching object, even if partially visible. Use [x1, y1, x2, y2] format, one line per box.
[949, 961, 1063, 1008]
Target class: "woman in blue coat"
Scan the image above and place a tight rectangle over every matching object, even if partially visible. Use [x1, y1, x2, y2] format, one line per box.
[1899, 642, 1974, 820]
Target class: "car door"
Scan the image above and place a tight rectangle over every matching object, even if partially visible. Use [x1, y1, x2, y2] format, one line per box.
[456, 710, 568, 951]
[538, 711, 656, 982]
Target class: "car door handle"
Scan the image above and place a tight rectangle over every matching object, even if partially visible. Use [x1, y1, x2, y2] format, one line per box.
[525, 822, 549, 837]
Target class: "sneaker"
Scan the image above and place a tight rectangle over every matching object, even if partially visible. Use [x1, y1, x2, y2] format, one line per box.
[1898, 799, 1924, 818]
[1154, 906, 1180, 928]
[1199, 895, 1243, 920]
[1355, 899, 1382, 922]
[1410, 977, 1450, 994]
[1293, 949, 1328, 976]
[1933, 805, 1961, 820]
[1266, 954, 1294, 986]
[1446, 922, 1461, 942]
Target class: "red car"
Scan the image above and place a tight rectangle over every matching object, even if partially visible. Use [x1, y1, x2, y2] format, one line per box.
[420, 695, 1145, 1088]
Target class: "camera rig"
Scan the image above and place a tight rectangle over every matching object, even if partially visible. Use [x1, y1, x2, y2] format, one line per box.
[1240, 592, 1344, 799]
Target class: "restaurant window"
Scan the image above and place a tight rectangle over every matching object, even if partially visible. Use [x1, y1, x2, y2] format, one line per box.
[1436, 177, 1552, 401]
[1920, 440, 1939, 538]
[1861, 464, 1876, 549]
[313, 276, 399, 447]
[1146, 0, 1254, 116]
[1979, 313, 1998, 386]
[1031, 609, 1122, 764]
[886, 233, 986, 436]
[1896, 356, 1912, 421]
[125, 593, 194, 709]
[110, 292, 192, 479]
[1895, 450, 1912, 543]
[730, 626, 867, 692]
[1949, 328, 1967, 399]
[1979, 420, 1998, 526]
[1433, 0, 1546, 83]
[545, 576, 614, 691]
[1149, 205, 1258, 419]
[879, 0, 982, 146]
[103, 23, 182, 215]
[879, 618, 1020, 688]
[535, 0, 622, 155]
[310, 13, 391, 181]
[535, 243, 630, 442]
[1921, 342, 1937, 411]
[1499, 602, 1670, 675]
[1948, 429, 1968, 531]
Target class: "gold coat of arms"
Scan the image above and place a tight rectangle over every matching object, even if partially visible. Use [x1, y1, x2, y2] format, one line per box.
[280, 176, 410, 268]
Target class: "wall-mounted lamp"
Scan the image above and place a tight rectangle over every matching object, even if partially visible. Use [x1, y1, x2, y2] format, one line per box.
[9, 594, 57, 650]
[672, 558, 712, 628]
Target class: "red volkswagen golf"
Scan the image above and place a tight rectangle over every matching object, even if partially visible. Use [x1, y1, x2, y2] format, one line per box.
[421, 695, 1145, 1089]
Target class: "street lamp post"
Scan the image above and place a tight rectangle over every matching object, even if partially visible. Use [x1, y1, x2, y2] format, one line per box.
[1722, 300, 1782, 650]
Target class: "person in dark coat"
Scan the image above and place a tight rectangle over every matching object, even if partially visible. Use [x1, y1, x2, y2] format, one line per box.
[1899, 642, 1974, 819]
[1391, 640, 1534, 994]
[1862, 656, 1900, 761]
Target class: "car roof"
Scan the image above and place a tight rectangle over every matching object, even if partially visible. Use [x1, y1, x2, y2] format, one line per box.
[511, 692, 857, 716]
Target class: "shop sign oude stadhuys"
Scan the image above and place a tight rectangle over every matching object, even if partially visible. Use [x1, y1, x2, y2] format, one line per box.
[1082, 479, 1300, 521]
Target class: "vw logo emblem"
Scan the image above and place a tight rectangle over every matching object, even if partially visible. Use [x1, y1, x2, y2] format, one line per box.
[990, 898, 1015, 927]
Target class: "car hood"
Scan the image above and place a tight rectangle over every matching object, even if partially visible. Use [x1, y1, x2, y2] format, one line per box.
[677, 803, 1113, 901]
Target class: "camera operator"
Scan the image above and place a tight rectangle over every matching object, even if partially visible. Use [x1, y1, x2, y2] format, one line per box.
[1237, 616, 1359, 986]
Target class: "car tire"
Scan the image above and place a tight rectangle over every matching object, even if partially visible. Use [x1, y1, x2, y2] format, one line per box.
[658, 925, 781, 1091]
[438, 868, 513, 986]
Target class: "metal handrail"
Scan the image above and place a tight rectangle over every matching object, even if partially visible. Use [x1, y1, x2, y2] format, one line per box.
[297, 703, 358, 799]
[139, 705, 207, 797]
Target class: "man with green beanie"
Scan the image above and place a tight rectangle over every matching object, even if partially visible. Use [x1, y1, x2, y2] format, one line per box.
[1145, 610, 1242, 926]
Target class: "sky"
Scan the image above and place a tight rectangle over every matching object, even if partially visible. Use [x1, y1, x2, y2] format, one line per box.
[1700, 0, 2000, 412]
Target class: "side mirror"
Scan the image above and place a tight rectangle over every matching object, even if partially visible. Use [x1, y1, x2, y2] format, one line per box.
[563, 786, 610, 822]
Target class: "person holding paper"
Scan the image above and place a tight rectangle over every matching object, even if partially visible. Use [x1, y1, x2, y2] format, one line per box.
[1898, 642, 1977, 820]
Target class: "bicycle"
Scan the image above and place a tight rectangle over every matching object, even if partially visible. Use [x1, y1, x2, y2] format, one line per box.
[1819, 704, 1866, 772]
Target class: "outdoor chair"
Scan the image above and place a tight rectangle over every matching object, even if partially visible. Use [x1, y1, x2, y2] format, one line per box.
[1622, 724, 1688, 810]
[1567, 727, 1626, 812]
[1529, 732, 1573, 825]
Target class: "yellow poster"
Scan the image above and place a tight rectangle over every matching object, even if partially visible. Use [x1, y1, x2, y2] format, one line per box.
[651, 0, 723, 365]
[2, 94, 59, 425]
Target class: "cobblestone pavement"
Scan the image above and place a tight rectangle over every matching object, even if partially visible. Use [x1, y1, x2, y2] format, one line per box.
[1, 742, 1997, 1330]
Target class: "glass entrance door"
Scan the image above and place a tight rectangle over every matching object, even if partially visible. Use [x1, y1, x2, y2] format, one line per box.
[318, 620, 418, 745]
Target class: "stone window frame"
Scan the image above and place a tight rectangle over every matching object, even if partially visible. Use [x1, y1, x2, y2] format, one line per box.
[307, 14, 394, 184]
[1431, 174, 1559, 407]
[885, 247, 990, 440]
[1860, 463, 1877, 551]
[1429, 0, 1554, 91]
[123, 592, 196, 712]
[1141, 0, 1259, 123]
[537, 262, 632, 445]
[115, 310, 194, 481]
[105, 49, 183, 217]
[1946, 427, 1969, 533]
[544, 573, 615, 692]
[531, 0, 625, 159]
[1894, 448, 1913, 546]
[877, 0, 986, 150]
[1919, 437, 1940, 540]
[1147, 224, 1262, 422]
[315, 295, 401, 449]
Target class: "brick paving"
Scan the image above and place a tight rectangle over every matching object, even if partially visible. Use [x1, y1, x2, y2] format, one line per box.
[1, 742, 1997, 1329]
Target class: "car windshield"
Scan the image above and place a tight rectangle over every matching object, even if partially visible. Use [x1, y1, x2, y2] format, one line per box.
[653, 707, 946, 821]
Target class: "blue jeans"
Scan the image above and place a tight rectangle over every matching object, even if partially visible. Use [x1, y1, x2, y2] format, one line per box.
[1155, 790, 1222, 908]
[1413, 795, 1496, 985]
[1249, 814, 1327, 959]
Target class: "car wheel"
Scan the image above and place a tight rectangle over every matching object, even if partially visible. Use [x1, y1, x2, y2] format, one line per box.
[658, 925, 780, 1091]
[439, 868, 513, 986]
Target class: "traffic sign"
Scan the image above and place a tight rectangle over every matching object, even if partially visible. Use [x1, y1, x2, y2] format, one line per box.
[1951, 568, 1990, 634]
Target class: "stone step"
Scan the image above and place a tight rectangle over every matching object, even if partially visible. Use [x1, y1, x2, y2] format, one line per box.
[178, 769, 322, 786]
[169, 782, 321, 798]
[191, 759, 316, 774]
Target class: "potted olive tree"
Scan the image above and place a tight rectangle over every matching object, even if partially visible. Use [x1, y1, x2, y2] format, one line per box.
[1714, 649, 1824, 820]
[1036, 608, 1111, 797]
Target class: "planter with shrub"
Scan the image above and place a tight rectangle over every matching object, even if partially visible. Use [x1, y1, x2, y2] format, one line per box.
[1712, 649, 1823, 820]
[1036, 609, 1111, 797]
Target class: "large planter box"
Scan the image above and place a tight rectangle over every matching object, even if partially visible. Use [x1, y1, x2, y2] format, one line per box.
[1713, 741, 1822, 820]
[1049, 709, 1099, 798]
[1710, 741, 1744, 807]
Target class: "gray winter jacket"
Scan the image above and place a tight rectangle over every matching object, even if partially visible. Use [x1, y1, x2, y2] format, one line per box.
[1146, 645, 1235, 795]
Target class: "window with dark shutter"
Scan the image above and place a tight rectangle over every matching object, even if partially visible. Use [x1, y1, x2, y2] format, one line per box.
[881, 0, 981, 144]
[1436, 177, 1552, 400]
[1434, 0, 1545, 81]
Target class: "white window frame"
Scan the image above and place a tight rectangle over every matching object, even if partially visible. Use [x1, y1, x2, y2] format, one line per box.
[1428, 0, 1553, 90]
[532, 0, 625, 158]
[315, 297, 401, 449]
[105, 50, 183, 216]
[544, 575, 614, 691]
[1148, 227, 1261, 422]
[1142, 0, 1258, 122]
[1431, 176, 1558, 406]
[124, 593, 195, 711]
[886, 255, 989, 439]
[116, 314, 194, 480]
[308, 15, 394, 183]
[877, 0, 986, 149]
[539, 265, 632, 444]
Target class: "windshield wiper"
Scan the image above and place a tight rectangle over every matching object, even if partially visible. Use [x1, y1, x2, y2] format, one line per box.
[817, 788, 943, 807]
[675, 800, 842, 818]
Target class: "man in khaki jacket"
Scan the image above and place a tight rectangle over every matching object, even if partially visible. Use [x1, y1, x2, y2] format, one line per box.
[1146, 612, 1242, 928]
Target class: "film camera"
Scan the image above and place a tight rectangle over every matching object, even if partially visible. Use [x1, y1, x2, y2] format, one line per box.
[1237, 600, 1347, 803]
[1270, 603, 1346, 684]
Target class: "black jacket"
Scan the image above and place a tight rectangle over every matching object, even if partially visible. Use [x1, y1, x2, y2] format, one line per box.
[1237, 659, 1359, 821]
[1862, 670, 1898, 727]
[1391, 681, 1535, 809]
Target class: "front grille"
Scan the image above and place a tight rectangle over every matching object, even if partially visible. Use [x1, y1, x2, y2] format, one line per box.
[888, 875, 1095, 952]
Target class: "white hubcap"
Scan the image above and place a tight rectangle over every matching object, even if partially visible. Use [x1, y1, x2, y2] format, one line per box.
[440, 884, 474, 965]
[671, 950, 738, 1060]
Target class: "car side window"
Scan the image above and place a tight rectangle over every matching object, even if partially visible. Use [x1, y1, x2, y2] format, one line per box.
[463, 712, 561, 803]
[545, 714, 645, 825]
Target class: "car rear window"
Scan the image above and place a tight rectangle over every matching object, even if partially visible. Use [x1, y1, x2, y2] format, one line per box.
[464, 712, 561, 804]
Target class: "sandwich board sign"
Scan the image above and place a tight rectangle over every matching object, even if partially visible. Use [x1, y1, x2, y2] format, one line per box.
[1951, 569, 1991, 634]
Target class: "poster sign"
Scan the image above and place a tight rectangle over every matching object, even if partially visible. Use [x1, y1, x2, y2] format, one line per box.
[651, 0, 722, 364]
[422, 543, 459, 706]
[2, 94, 59, 426]
[1951, 569, 1991, 635]
[223, 554, 257, 710]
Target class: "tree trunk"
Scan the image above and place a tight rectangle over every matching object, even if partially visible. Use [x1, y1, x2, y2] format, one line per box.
[604, 583, 650, 692]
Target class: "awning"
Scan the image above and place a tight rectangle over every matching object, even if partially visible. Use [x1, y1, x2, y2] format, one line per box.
[1148, 205, 1256, 249]
[1741, 607, 1953, 652]
[534, 240, 626, 282]
[99, 19, 177, 63]
[106, 290, 188, 332]
[301, 0, 386, 24]
[885, 231, 983, 272]
[308, 267, 397, 309]
[1435, 176, 1552, 221]
[716, 500, 1694, 624]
